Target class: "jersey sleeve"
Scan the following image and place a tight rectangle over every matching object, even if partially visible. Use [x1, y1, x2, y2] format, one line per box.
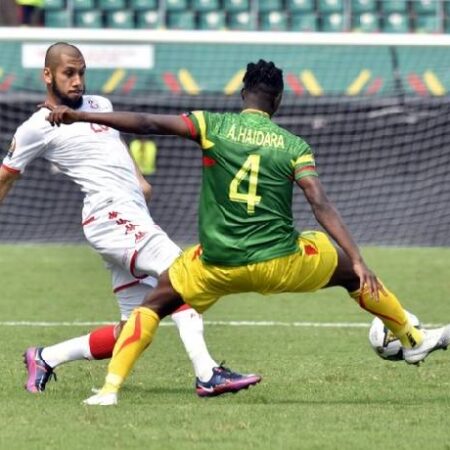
[90, 95, 113, 112]
[181, 111, 214, 150]
[292, 141, 318, 181]
[100, 96, 113, 112]
[2, 120, 46, 174]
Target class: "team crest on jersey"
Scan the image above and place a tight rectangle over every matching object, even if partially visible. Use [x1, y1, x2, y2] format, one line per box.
[6, 138, 16, 158]
[88, 98, 99, 110]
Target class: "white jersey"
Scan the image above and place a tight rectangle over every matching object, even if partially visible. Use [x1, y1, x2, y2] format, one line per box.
[2, 95, 145, 219]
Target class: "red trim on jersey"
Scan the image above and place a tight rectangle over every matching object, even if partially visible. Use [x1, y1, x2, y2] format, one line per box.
[295, 165, 316, 176]
[130, 250, 148, 280]
[1, 164, 20, 174]
[202, 156, 216, 166]
[81, 216, 96, 226]
[113, 280, 140, 294]
[181, 114, 197, 139]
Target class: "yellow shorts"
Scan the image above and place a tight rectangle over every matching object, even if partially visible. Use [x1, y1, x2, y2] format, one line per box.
[169, 231, 338, 313]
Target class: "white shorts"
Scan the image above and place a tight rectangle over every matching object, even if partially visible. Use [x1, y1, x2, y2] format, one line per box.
[82, 199, 181, 319]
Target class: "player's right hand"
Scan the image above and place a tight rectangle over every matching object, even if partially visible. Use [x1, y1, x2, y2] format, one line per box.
[352, 259, 386, 302]
[39, 102, 79, 127]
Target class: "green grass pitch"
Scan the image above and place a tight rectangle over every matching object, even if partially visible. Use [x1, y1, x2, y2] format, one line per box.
[0, 245, 449, 450]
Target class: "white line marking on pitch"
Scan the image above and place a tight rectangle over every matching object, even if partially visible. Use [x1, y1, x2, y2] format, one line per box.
[0, 321, 441, 328]
[0, 320, 371, 328]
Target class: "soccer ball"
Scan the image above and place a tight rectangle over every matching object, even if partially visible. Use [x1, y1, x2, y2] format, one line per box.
[368, 311, 421, 361]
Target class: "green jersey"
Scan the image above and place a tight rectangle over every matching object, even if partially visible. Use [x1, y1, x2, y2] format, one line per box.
[184, 109, 318, 266]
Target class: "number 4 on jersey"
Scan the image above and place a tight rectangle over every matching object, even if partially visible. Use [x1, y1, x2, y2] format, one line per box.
[229, 154, 262, 214]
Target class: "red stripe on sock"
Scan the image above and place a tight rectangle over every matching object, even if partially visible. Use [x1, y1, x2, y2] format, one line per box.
[116, 312, 142, 356]
[358, 294, 403, 325]
[88, 325, 117, 360]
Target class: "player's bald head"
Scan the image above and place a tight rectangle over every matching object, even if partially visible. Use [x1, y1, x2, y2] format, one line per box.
[44, 42, 84, 70]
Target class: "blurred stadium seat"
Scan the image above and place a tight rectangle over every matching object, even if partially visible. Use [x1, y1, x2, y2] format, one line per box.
[165, 0, 188, 11]
[198, 11, 226, 29]
[167, 10, 195, 29]
[73, 0, 95, 10]
[45, 9, 71, 26]
[352, 11, 379, 32]
[351, 0, 377, 13]
[414, 0, 439, 15]
[105, 9, 134, 28]
[192, 0, 220, 12]
[44, 0, 65, 10]
[228, 11, 254, 30]
[136, 9, 161, 28]
[260, 11, 288, 31]
[291, 12, 317, 31]
[74, 9, 102, 27]
[415, 13, 440, 33]
[258, 0, 283, 13]
[321, 12, 345, 31]
[130, 0, 157, 11]
[318, 0, 344, 14]
[381, 0, 408, 14]
[223, 0, 248, 12]
[383, 11, 410, 32]
[287, 0, 315, 13]
[40, 0, 448, 33]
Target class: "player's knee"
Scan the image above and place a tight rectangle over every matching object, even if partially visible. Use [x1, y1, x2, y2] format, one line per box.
[326, 248, 360, 292]
[141, 272, 183, 319]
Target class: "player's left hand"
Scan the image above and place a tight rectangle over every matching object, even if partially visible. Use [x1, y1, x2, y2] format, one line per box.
[39, 102, 79, 126]
[352, 260, 386, 301]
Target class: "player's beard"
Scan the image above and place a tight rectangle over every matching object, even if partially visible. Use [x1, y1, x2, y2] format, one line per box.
[51, 79, 85, 109]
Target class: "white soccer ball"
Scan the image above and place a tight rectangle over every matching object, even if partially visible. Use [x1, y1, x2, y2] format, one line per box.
[368, 311, 421, 361]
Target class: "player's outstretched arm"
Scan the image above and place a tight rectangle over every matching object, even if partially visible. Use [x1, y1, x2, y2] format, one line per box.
[297, 175, 382, 298]
[42, 103, 191, 138]
[0, 166, 20, 205]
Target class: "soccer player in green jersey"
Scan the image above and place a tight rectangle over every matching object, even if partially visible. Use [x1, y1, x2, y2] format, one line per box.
[44, 60, 450, 406]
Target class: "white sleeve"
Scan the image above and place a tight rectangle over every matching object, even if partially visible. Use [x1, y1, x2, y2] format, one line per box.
[2, 120, 46, 174]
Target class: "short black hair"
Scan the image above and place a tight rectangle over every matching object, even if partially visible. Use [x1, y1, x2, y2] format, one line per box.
[242, 59, 284, 95]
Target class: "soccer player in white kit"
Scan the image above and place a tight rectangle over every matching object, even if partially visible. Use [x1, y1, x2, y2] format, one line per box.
[0, 42, 260, 397]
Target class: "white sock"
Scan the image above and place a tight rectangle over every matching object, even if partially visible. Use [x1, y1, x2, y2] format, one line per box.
[171, 308, 217, 382]
[40, 334, 93, 368]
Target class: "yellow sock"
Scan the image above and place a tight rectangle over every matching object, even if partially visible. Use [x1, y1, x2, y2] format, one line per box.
[99, 306, 160, 394]
[350, 285, 423, 349]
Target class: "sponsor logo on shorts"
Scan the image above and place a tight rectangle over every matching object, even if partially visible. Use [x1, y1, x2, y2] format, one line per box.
[135, 231, 147, 243]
